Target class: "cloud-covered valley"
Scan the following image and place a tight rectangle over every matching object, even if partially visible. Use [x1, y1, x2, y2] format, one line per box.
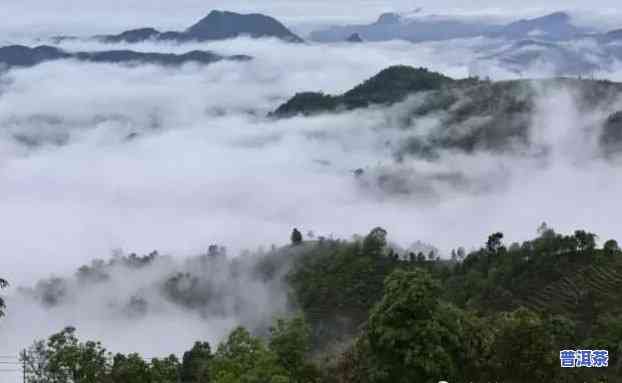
[2, 10, 622, 380]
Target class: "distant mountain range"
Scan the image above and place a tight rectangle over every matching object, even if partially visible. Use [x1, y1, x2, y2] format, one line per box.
[307, 10, 622, 77]
[310, 11, 620, 43]
[311, 12, 498, 43]
[94, 10, 303, 44]
[6, 9, 621, 81]
[0, 45, 251, 70]
[477, 39, 606, 76]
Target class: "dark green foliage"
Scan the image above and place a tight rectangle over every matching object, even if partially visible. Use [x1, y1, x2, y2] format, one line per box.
[585, 314, 622, 372]
[150, 355, 181, 383]
[109, 353, 152, 383]
[18, 225, 622, 382]
[287, 229, 400, 348]
[269, 315, 312, 383]
[361, 227, 387, 258]
[21, 327, 181, 383]
[209, 326, 287, 383]
[367, 269, 464, 383]
[21, 316, 317, 383]
[207, 317, 319, 383]
[181, 342, 212, 383]
[575, 230, 597, 251]
[291, 228, 303, 245]
[604, 239, 621, 255]
[272, 66, 454, 117]
[306, 225, 622, 382]
[272, 92, 338, 117]
[445, 227, 610, 313]
[340, 66, 454, 108]
[361, 268, 500, 383]
[21, 327, 110, 383]
[488, 309, 568, 382]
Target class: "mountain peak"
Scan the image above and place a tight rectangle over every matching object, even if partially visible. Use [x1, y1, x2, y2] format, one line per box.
[96, 10, 303, 44]
[185, 10, 304, 42]
[493, 11, 585, 40]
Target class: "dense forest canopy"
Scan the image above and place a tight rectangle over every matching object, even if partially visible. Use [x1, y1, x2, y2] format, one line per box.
[7, 225, 622, 382]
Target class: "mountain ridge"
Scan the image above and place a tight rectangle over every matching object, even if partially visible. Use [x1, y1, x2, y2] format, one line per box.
[310, 11, 596, 43]
[97, 10, 304, 44]
[0, 44, 251, 70]
[272, 65, 622, 159]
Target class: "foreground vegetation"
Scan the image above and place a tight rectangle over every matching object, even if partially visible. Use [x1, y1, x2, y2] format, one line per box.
[7, 224, 622, 382]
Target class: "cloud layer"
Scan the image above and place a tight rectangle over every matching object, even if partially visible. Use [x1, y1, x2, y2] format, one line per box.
[2, 25, 622, 383]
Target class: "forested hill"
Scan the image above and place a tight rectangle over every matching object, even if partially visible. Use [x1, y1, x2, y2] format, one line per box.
[7, 225, 622, 382]
[272, 66, 458, 117]
[272, 65, 622, 158]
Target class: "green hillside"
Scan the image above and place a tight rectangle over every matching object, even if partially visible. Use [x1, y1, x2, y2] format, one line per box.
[272, 66, 455, 117]
[9, 225, 622, 382]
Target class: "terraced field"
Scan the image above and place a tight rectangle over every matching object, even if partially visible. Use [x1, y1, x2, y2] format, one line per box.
[522, 257, 622, 319]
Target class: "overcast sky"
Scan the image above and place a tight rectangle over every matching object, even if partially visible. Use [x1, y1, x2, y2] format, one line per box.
[2, 0, 622, 38]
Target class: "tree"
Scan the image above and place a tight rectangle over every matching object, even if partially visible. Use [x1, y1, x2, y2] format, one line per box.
[0, 277, 7, 317]
[604, 239, 620, 255]
[486, 232, 505, 254]
[22, 327, 109, 383]
[586, 313, 622, 373]
[21, 340, 49, 383]
[484, 232, 505, 276]
[574, 230, 597, 252]
[416, 252, 426, 263]
[537, 222, 549, 236]
[291, 228, 303, 246]
[151, 355, 181, 383]
[109, 353, 152, 383]
[333, 336, 374, 383]
[181, 341, 212, 383]
[48, 327, 109, 383]
[269, 316, 313, 383]
[367, 269, 464, 382]
[210, 327, 288, 383]
[456, 247, 466, 261]
[362, 227, 387, 257]
[427, 250, 435, 261]
[489, 308, 565, 382]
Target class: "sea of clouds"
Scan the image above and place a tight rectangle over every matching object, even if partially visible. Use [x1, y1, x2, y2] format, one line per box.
[2, 3, 622, 381]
